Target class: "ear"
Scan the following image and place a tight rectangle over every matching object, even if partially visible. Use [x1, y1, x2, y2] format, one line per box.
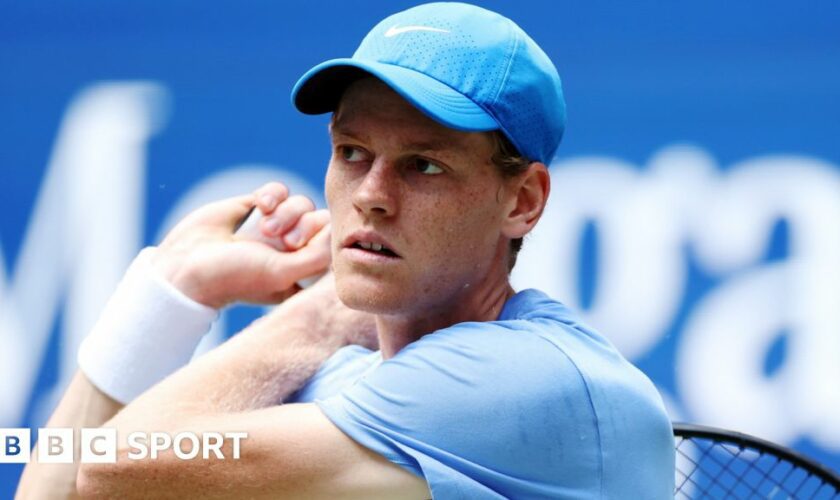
[501, 162, 550, 240]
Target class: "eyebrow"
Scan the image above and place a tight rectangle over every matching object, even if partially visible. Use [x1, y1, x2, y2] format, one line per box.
[329, 123, 366, 143]
[330, 123, 459, 153]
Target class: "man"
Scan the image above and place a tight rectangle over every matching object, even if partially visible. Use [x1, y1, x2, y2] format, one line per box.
[17, 3, 675, 498]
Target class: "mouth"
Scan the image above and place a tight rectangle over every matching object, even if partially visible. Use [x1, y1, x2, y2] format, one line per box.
[342, 231, 402, 260]
[349, 240, 400, 257]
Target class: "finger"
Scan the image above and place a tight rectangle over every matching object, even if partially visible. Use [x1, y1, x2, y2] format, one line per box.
[260, 195, 316, 237]
[265, 224, 332, 285]
[253, 182, 289, 214]
[283, 209, 330, 249]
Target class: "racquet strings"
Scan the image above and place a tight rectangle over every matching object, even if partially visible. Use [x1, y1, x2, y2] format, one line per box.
[674, 426, 840, 499]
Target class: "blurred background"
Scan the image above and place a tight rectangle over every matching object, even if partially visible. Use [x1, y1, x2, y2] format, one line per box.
[2, 0, 839, 494]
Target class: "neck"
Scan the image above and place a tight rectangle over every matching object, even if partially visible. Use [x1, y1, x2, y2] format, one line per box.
[375, 244, 515, 359]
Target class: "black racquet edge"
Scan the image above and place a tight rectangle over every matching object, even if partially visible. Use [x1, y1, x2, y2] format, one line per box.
[673, 423, 840, 499]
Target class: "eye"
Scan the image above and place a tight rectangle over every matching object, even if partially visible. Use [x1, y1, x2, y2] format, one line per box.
[340, 146, 368, 162]
[413, 158, 445, 175]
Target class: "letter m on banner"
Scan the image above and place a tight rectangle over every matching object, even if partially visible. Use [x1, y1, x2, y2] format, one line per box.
[0, 82, 167, 427]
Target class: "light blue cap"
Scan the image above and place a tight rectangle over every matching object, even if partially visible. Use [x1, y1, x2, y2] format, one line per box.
[292, 2, 566, 164]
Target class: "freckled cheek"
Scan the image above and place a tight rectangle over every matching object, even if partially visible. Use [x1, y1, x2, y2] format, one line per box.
[456, 186, 504, 226]
[412, 195, 501, 263]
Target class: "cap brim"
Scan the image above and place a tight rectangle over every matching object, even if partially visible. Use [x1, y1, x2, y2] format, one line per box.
[291, 58, 499, 132]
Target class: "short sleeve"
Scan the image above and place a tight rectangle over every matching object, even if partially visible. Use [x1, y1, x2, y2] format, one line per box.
[288, 345, 379, 403]
[315, 321, 604, 499]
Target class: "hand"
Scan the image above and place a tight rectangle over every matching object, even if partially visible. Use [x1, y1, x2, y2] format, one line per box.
[152, 182, 331, 309]
[252, 272, 379, 352]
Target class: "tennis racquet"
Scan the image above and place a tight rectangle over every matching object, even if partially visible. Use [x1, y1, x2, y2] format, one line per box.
[673, 423, 840, 499]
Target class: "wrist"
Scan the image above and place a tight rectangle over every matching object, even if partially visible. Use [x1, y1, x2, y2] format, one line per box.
[149, 247, 226, 309]
[78, 247, 218, 403]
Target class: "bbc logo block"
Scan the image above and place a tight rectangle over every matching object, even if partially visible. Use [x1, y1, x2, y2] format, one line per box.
[0, 428, 247, 463]
[0, 428, 31, 463]
[37, 428, 74, 464]
[80, 428, 117, 463]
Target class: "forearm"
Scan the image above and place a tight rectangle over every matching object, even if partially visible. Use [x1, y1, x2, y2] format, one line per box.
[16, 372, 122, 500]
[70, 184, 374, 497]
[74, 315, 343, 498]
[105, 314, 343, 439]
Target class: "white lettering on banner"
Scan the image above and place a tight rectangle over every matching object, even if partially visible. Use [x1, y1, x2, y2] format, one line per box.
[513, 152, 696, 360]
[513, 145, 840, 449]
[0, 83, 169, 426]
[3, 83, 839, 454]
[678, 158, 840, 446]
[0, 82, 323, 428]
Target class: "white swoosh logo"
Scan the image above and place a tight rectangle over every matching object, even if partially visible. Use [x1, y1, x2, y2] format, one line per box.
[384, 25, 451, 37]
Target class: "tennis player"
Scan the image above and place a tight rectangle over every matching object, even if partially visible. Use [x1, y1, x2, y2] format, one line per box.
[18, 3, 675, 498]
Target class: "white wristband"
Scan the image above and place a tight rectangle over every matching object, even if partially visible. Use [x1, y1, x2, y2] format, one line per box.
[78, 247, 218, 404]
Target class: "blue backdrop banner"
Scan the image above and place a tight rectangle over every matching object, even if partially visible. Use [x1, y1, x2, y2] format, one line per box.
[2, 0, 839, 494]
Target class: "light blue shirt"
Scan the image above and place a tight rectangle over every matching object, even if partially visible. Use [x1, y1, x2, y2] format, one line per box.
[291, 289, 675, 499]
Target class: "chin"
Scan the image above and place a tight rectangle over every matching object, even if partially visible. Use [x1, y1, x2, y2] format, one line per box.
[334, 272, 410, 315]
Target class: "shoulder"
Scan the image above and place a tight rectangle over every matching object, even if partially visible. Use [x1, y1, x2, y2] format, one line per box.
[397, 288, 617, 389]
[388, 298, 578, 393]
[291, 345, 380, 403]
[367, 289, 618, 428]
[317, 289, 674, 497]
[487, 289, 675, 496]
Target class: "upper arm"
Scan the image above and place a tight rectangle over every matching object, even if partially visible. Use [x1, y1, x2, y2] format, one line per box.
[77, 403, 430, 500]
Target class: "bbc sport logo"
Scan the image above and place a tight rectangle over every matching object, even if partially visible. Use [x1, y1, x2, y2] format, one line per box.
[0, 428, 247, 463]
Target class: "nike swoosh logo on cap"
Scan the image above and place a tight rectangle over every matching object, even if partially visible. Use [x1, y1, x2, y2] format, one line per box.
[384, 25, 451, 37]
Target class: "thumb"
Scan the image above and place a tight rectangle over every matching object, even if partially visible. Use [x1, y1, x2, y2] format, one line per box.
[175, 194, 257, 234]
[164, 194, 257, 244]
[210, 194, 259, 231]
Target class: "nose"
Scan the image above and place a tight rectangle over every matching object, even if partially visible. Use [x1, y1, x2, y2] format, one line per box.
[352, 158, 399, 218]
